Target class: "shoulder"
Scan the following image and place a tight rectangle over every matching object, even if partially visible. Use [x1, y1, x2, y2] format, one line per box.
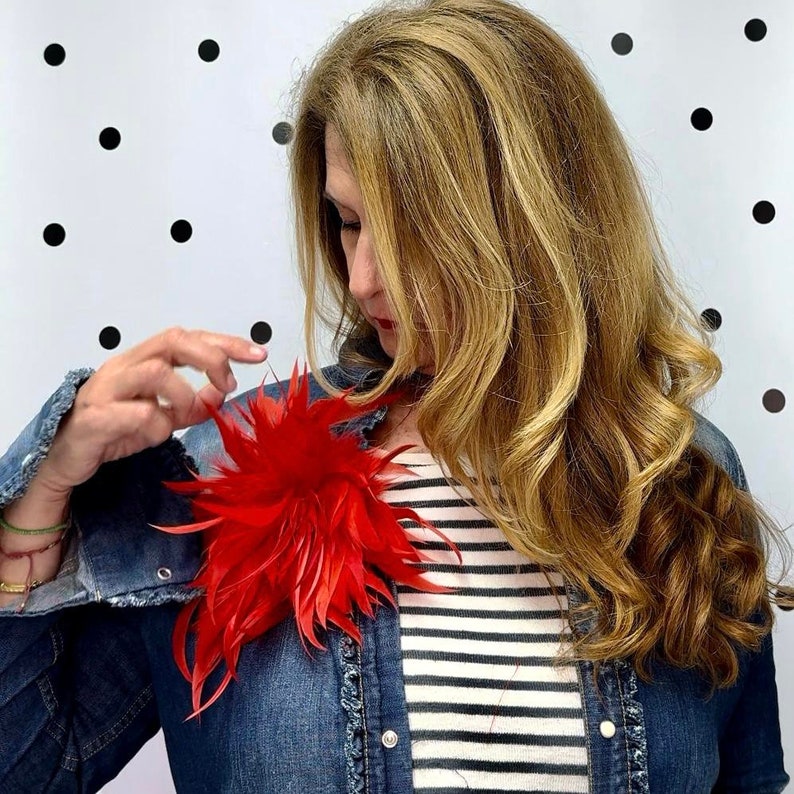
[690, 409, 749, 492]
[177, 380, 748, 490]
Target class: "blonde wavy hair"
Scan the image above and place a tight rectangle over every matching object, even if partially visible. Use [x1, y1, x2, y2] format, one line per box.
[287, 0, 791, 685]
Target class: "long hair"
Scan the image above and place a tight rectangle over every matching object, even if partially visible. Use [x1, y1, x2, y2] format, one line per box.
[287, 0, 791, 685]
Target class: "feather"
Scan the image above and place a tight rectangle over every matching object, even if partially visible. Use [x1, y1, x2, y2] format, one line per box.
[153, 360, 459, 719]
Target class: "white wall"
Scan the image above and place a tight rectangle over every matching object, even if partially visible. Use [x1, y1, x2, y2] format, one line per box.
[1, 1, 791, 790]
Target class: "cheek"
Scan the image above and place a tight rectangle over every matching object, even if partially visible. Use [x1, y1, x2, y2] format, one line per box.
[340, 238, 355, 272]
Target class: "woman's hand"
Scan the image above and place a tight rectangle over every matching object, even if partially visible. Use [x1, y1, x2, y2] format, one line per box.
[36, 327, 268, 495]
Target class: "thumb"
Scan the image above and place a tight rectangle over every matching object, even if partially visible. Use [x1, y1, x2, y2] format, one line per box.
[185, 383, 228, 427]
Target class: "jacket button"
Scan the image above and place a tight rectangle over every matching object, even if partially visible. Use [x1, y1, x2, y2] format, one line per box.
[156, 567, 173, 581]
[599, 720, 616, 739]
[381, 730, 398, 748]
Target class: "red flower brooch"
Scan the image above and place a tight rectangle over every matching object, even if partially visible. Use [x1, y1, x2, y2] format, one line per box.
[152, 361, 458, 718]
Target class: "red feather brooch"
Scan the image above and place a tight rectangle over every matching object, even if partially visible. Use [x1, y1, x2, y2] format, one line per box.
[151, 361, 459, 719]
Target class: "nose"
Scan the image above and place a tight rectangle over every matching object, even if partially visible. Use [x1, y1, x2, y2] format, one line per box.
[346, 232, 382, 302]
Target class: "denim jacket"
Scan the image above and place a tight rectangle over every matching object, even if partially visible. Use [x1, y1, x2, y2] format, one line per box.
[0, 361, 788, 793]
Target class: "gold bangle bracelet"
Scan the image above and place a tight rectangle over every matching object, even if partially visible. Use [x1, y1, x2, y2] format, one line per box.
[0, 579, 51, 594]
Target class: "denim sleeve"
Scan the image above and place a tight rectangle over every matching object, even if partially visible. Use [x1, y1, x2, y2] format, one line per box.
[0, 369, 200, 790]
[691, 409, 749, 492]
[713, 630, 789, 792]
[0, 368, 95, 506]
[703, 421, 789, 791]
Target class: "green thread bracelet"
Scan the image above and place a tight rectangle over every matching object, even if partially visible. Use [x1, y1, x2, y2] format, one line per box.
[0, 508, 70, 536]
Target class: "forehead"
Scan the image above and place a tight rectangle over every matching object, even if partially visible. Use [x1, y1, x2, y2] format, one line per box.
[325, 125, 353, 172]
[324, 125, 361, 205]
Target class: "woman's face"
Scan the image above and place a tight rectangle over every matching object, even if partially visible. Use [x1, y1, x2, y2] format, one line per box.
[324, 125, 434, 375]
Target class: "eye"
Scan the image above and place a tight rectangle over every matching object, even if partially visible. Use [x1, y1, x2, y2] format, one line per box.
[325, 199, 360, 234]
[340, 220, 361, 233]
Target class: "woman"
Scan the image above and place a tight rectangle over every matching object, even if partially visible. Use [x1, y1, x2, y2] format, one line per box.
[0, 0, 789, 791]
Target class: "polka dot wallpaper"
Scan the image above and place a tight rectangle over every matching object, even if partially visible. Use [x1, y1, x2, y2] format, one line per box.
[1, 1, 792, 790]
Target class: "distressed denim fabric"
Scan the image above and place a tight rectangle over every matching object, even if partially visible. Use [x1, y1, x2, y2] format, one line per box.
[0, 361, 788, 793]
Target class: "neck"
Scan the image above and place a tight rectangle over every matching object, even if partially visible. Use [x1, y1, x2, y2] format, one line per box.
[368, 397, 427, 453]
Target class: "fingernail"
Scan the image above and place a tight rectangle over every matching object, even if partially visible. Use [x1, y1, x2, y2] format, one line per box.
[249, 345, 266, 357]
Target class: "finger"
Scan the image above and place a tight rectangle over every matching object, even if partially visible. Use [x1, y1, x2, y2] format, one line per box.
[173, 381, 228, 430]
[124, 401, 178, 451]
[105, 384, 224, 440]
[71, 399, 177, 455]
[99, 360, 199, 416]
[154, 328, 268, 397]
[124, 327, 268, 376]
[152, 372, 240, 431]
[101, 336, 263, 409]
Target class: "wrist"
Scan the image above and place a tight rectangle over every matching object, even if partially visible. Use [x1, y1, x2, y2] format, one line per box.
[1, 509, 69, 535]
[28, 460, 74, 503]
[23, 480, 73, 508]
[2, 489, 71, 544]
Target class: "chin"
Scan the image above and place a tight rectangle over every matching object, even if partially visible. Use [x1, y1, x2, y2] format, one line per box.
[376, 331, 396, 355]
[373, 326, 434, 375]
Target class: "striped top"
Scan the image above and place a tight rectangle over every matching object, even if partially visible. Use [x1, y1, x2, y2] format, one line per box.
[379, 450, 589, 793]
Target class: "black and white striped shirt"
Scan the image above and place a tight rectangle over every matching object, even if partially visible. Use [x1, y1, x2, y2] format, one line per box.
[380, 450, 589, 793]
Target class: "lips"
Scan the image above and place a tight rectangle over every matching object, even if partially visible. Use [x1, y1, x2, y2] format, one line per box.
[374, 318, 394, 330]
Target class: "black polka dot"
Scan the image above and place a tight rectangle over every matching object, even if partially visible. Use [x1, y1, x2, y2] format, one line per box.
[198, 39, 220, 62]
[745, 19, 767, 42]
[611, 33, 633, 56]
[43, 223, 66, 246]
[99, 127, 121, 150]
[691, 108, 713, 131]
[44, 44, 66, 66]
[251, 321, 272, 345]
[171, 219, 193, 243]
[272, 122, 294, 145]
[700, 308, 721, 331]
[752, 201, 775, 224]
[762, 389, 785, 413]
[99, 326, 121, 351]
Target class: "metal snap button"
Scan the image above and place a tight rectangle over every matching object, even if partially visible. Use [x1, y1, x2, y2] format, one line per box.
[599, 719, 616, 739]
[156, 567, 172, 581]
[381, 729, 398, 748]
